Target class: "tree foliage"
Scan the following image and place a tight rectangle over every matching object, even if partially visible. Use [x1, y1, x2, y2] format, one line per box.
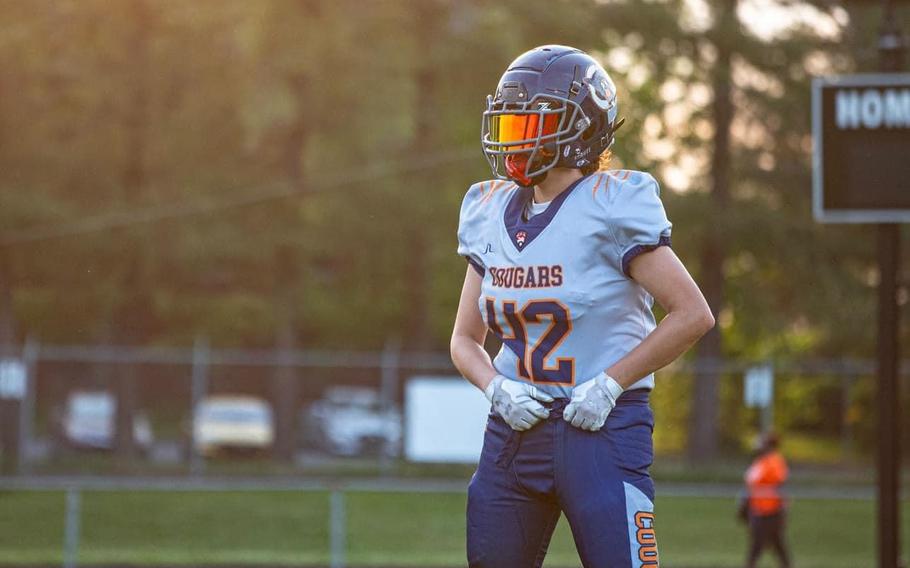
[0, 0, 907, 455]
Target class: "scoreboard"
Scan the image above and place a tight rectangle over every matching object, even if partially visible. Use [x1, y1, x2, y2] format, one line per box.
[813, 73, 910, 223]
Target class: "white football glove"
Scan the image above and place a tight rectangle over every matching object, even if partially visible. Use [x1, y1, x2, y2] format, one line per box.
[485, 375, 554, 431]
[563, 372, 624, 432]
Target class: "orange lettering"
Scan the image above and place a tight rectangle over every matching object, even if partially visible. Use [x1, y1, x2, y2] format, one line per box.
[634, 512, 659, 566]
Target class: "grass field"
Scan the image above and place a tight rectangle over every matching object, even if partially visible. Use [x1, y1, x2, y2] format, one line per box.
[0, 489, 907, 567]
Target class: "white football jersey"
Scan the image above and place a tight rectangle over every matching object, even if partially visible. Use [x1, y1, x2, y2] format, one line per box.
[457, 171, 672, 398]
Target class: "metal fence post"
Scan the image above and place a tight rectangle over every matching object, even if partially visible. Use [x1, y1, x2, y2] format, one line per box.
[761, 361, 774, 434]
[19, 337, 38, 474]
[841, 374, 854, 459]
[63, 488, 81, 568]
[379, 338, 400, 475]
[329, 488, 346, 568]
[189, 337, 209, 476]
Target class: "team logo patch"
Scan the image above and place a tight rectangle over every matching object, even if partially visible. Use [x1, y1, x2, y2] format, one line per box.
[585, 64, 616, 111]
[515, 230, 528, 247]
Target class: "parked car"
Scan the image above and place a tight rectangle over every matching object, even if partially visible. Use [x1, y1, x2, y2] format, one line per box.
[193, 395, 274, 457]
[61, 390, 153, 452]
[304, 387, 401, 457]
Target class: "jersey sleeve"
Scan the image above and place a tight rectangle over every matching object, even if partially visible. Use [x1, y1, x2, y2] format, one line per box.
[607, 172, 672, 276]
[456, 183, 487, 277]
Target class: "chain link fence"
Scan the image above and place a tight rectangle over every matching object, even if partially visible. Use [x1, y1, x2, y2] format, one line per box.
[1, 341, 908, 476]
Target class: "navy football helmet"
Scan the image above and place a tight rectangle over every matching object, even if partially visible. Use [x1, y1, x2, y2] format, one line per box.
[481, 45, 623, 187]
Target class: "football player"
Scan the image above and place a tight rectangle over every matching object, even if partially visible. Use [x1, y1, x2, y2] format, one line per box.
[450, 45, 715, 568]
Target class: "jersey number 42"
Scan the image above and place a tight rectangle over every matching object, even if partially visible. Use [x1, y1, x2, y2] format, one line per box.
[485, 298, 574, 385]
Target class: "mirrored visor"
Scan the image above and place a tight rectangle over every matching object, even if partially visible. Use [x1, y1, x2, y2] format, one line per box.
[489, 112, 561, 150]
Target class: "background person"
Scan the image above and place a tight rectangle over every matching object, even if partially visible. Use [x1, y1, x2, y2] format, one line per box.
[742, 432, 791, 568]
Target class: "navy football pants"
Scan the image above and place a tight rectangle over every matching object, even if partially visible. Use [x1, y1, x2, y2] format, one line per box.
[467, 391, 659, 568]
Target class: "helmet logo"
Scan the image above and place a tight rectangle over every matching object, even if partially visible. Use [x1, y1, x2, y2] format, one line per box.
[585, 64, 615, 111]
[537, 101, 551, 110]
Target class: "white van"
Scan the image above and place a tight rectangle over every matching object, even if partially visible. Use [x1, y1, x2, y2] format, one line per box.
[62, 391, 153, 451]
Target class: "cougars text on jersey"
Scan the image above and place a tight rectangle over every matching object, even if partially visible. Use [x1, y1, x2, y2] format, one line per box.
[488, 265, 563, 288]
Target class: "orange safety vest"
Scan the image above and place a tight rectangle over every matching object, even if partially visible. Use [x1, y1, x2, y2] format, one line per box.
[745, 450, 788, 515]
